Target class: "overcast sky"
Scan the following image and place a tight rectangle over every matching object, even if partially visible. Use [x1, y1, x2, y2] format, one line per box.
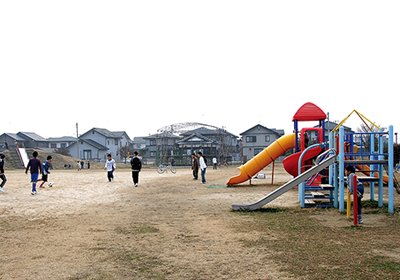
[1, 1, 399, 140]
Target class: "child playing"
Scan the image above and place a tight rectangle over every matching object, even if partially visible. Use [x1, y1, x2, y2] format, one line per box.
[0, 154, 7, 193]
[104, 154, 116, 182]
[345, 165, 364, 224]
[25, 151, 42, 195]
[130, 151, 142, 187]
[39, 156, 52, 188]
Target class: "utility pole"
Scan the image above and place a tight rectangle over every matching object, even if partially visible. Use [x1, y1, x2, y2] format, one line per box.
[76, 123, 79, 159]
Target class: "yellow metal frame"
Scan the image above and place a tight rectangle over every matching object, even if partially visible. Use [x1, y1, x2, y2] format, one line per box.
[332, 109, 381, 133]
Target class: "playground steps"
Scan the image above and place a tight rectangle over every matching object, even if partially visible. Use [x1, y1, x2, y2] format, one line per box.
[12, 149, 25, 169]
[320, 184, 334, 190]
[305, 184, 334, 207]
[310, 191, 325, 198]
[305, 199, 316, 205]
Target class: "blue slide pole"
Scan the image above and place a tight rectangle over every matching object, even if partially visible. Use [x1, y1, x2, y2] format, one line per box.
[339, 127, 345, 212]
[389, 125, 394, 213]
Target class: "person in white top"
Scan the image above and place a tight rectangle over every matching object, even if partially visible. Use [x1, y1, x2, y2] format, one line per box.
[198, 152, 207, 184]
[104, 154, 116, 182]
[212, 157, 217, 170]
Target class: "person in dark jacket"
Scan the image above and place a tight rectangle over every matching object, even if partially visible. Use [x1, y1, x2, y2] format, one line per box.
[0, 154, 7, 192]
[39, 156, 52, 188]
[25, 151, 42, 195]
[191, 153, 199, 180]
[130, 151, 142, 187]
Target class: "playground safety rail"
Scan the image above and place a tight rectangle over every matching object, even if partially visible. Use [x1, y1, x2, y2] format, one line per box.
[298, 146, 336, 208]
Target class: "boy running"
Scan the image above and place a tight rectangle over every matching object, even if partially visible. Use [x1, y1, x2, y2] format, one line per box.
[0, 154, 7, 192]
[25, 151, 42, 195]
[104, 154, 116, 182]
[39, 156, 52, 188]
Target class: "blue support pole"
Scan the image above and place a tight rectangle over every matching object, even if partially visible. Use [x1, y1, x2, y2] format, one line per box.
[378, 129, 384, 207]
[329, 131, 339, 208]
[329, 132, 334, 186]
[370, 133, 375, 201]
[389, 125, 394, 213]
[334, 161, 338, 208]
[339, 127, 345, 212]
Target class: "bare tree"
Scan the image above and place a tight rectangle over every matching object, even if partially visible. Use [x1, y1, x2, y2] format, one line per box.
[118, 145, 135, 163]
[357, 123, 386, 152]
[53, 147, 72, 157]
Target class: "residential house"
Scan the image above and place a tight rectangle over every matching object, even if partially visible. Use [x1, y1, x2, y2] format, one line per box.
[47, 136, 77, 151]
[179, 127, 239, 162]
[143, 132, 181, 164]
[240, 125, 285, 162]
[143, 127, 239, 165]
[0, 133, 28, 151]
[309, 121, 353, 142]
[133, 137, 146, 150]
[68, 128, 131, 161]
[17, 132, 49, 150]
[0, 132, 76, 153]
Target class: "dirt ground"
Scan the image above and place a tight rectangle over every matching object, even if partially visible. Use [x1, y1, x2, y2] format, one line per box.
[0, 163, 398, 279]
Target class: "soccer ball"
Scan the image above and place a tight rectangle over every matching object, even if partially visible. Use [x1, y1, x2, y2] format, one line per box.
[48, 182, 53, 187]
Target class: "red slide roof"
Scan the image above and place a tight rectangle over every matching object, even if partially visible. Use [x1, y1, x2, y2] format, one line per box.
[293, 102, 326, 122]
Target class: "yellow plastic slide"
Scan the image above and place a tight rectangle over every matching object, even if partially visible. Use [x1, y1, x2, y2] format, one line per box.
[227, 133, 296, 185]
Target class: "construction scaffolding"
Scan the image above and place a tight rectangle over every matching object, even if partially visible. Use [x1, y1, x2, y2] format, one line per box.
[155, 122, 235, 166]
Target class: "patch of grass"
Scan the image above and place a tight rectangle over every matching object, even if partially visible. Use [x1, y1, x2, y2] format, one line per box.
[111, 249, 165, 279]
[116, 225, 159, 235]
[67, 270, 115, 280]
[233, 207, 400, 279]
[369, 256, 400, 274]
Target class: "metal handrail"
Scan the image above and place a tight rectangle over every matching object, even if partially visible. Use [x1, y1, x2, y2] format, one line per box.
[316, 148, 336, 163]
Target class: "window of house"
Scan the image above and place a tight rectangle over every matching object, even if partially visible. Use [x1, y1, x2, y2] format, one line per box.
[265, 135, 270, 142]
[150, 140, 156, 146]
[107, 141, 110, 145]
[254, 148, 263, 155]
[60, 143, 67, 148]
[115, 139, 118, 145]
[150, 151, 156, 157]
[246, 136, 256, 143]
[51, 143, 57, 149]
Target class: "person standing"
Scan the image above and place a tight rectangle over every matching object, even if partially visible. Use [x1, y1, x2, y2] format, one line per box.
[0, 154, 7, 192]
[104, 154, 116, 182]
[39, 156, 52, 188]
[198, 152, 207, 184]
[213, 157, 217, 170]
[25, 151, 42, 195]
[191, 153, 199, 180]
[130, 151, 142, 187]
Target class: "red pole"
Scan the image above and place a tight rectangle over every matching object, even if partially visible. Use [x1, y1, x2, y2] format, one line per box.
[353, 175, 358, 226]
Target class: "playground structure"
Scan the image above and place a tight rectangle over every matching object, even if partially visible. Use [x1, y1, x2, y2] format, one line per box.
[230, 102, 396, 214]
